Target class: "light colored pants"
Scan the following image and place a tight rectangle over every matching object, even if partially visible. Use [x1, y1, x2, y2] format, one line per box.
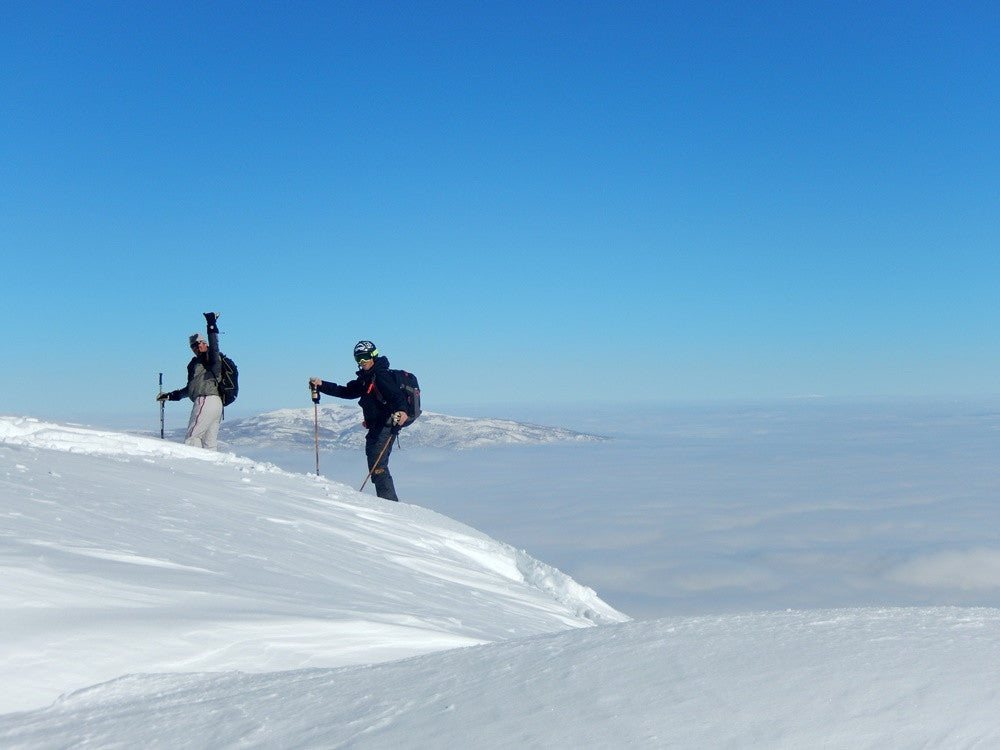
[185, 394, 223, 450]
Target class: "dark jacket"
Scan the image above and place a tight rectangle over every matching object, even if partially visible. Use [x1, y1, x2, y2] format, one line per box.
[317, 356, 407, 428]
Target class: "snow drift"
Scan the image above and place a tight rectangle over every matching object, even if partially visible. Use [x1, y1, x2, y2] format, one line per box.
[6, 413, 1000, 748]
[0, 416, 625, 717]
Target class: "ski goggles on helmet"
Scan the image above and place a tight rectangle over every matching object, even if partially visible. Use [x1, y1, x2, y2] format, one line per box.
[355, 350, 377, 364]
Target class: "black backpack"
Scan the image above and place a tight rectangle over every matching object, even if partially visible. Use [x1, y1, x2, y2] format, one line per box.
[374, 369, 421, 424]
[218, 354, 239, 406]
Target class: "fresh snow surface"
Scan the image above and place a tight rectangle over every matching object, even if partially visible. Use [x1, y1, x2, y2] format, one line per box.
[7, 608, 1000, 749]
[4, 413, 1000, 748]
[0, 419, 620, 708]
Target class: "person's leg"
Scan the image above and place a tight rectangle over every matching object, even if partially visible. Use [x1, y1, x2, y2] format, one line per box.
[185, 396, 223, 449]
[371, 466, 398, 501]
[365, 425, 399, 501]
[201, 396, 223, 450]
[184, 397, 208, 447]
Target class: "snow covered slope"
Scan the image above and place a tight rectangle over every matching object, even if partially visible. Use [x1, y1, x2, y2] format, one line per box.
[6, 415, 1000, 749]
[0, 416, 625, 716]
[5, 606, 1000, 748]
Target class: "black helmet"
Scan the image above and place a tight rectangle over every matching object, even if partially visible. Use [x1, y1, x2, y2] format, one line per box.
[354, 340, 378, 363]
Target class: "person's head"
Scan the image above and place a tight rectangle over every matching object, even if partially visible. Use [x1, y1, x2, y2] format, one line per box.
[354, 340, 378, 370]
[189, 333, 208, 354]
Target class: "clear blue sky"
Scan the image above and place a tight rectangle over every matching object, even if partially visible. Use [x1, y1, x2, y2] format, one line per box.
[3, 1, 998, 425]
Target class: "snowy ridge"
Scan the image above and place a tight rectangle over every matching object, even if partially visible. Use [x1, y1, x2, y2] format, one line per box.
[1, 416, 239, 463]
[209, 404, 608, 450]
[0, 415, 626, 719]
[6, 414, 1000, 747]
[6, 607, 1000, 748]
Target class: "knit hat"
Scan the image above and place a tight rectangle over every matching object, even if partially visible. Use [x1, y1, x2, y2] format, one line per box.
[189, 333, 207, 347]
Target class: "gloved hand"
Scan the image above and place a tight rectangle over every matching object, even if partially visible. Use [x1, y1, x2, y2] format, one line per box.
[204, 312, 219, 332]
[156, 392, 170, 402]
[309, 377, 323, 389]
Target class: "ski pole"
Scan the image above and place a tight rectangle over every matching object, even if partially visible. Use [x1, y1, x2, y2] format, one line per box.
[159, 372, 165, 439]
[360, 422, 397, 492]
[311, 385, 321, 476]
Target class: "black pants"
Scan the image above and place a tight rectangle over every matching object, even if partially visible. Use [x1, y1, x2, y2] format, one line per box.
[365, 424, 399, 501]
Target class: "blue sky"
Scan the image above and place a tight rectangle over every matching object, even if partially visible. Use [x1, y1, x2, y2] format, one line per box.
[2, 1, 998, 424]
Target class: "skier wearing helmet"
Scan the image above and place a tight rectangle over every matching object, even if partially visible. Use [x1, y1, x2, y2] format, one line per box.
[309, 341, 409, 502]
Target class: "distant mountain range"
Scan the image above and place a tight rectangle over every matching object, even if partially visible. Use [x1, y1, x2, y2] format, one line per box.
[200, 405, 609, 451]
